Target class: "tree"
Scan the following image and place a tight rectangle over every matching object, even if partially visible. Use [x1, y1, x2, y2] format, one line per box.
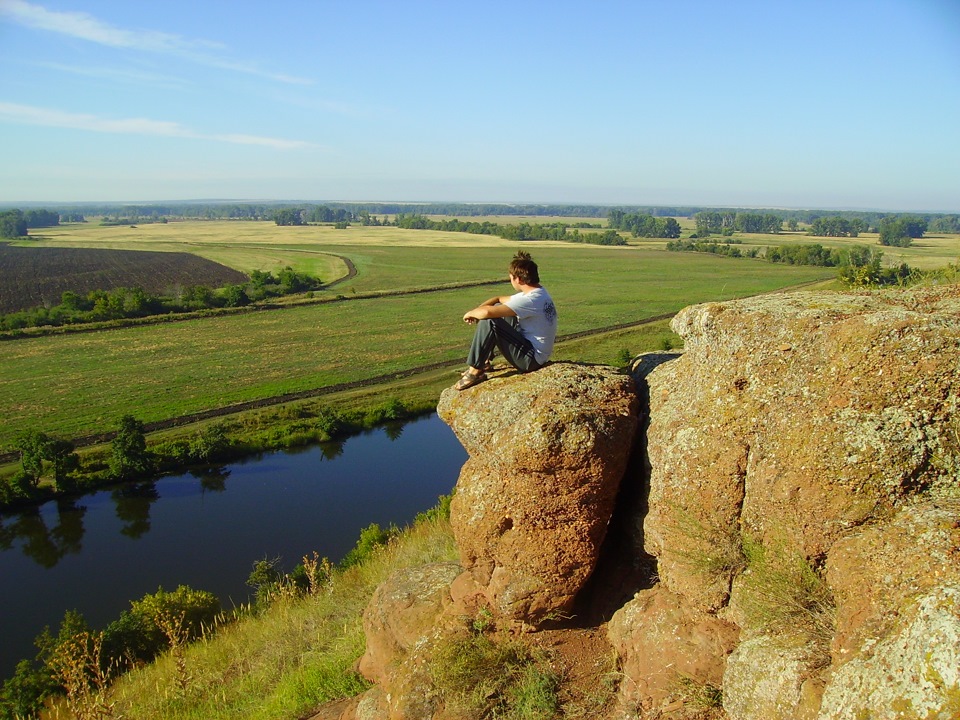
[110, 415, 153, 480]
[878, 216, 924, 247]
[24, 209, 60, 228]
[273, 208, 305, 226]
[0, 209, 28, 238]
[43, 438, 79, 492]
[15, 430, 48, 485]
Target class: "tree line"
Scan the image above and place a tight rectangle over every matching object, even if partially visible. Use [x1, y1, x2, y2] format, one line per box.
[4, 201, 959, 233]
[665, 239, 923, 288]
[0, 209, 67, 237]
[0, 267, 321, 332]
[692, 211, 784, 237]
[607, 210, 681, 238]
[387, 214, 623, 245]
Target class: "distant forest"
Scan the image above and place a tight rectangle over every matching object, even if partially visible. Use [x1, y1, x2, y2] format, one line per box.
[2, 202, 959, 234]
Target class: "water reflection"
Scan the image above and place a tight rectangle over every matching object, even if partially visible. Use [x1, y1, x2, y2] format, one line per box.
[384, 422, 404, 441]
[319, 439, 345, 461]
[0, 413, 467, 681]
[0, 433, 413, 563]
[192, 466, 230, 493]
[0, 499, 87, 567]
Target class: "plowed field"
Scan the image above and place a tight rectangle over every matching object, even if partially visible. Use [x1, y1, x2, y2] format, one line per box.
[0, 244, 248, 313]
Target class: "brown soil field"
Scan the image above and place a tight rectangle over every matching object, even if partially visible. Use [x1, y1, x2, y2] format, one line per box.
[0, 244, 249, 313]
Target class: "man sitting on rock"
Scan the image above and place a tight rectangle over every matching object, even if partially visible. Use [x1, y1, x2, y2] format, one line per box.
[455, 251, 558, 390]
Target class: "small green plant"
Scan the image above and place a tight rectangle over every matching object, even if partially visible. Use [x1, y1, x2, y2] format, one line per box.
[673, 672, 723, 710]
[664, 502, 746, 583]
[471, 607, 495, 634]
[615, 347, 633, 366]
[739, 534, 835, 666]
[428, 632, 559, 719]
[506, 662, 561, 719]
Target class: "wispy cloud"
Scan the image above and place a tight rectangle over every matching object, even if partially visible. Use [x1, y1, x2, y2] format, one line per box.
[0, 0, 312, 85]
[0, 102, 317, 150]
[32, 61, 192, 91]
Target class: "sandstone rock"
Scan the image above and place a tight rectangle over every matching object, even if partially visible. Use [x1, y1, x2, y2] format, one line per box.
[817, 584, 960, 720]
[437, 362, 638, 624]
[640, 286, 960, 613]
[825, 499, 960, 660]
[607, 584, 739, 712]
[722, 635, 825, 720]
[358, 562, 461, 685]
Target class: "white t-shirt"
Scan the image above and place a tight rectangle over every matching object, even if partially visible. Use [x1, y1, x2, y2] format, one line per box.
[505, 287, 558, 364]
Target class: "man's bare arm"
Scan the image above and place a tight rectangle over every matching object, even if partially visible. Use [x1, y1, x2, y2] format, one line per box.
[463, 297, 517, 323]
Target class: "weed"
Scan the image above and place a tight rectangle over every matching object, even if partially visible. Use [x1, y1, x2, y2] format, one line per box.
[301, 551, 334, 596]
[153, 609, 191, 695]
[739, 534, 835, 667]
[673, 672, 723, 710]
[428, 633, 559, 719]
[663, 502, 746, 585]
[47, 631, 118, 720]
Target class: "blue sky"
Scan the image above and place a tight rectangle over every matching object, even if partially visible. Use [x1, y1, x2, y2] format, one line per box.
[1, 0, 958, 210]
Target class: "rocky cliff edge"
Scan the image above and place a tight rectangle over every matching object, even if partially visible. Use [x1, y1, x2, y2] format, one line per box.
[332, 284, 960, 720]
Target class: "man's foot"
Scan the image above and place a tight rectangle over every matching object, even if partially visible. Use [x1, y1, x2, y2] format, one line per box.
[454, 371, 487, 390]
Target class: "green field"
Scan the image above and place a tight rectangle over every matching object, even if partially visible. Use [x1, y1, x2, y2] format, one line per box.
[1, 222, 844, 453]
[8, 216, 958, 455]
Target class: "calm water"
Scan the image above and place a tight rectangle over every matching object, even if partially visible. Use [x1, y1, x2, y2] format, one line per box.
[0, 414, 466, 679]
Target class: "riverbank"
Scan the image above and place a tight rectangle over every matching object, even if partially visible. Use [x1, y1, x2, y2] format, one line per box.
[0, 317, 682, 512]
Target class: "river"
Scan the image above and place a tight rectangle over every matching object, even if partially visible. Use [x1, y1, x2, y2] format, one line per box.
[0, 413, 466, 680]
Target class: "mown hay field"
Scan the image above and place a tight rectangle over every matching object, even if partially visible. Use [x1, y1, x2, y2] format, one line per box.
[0, 228, 838, 452]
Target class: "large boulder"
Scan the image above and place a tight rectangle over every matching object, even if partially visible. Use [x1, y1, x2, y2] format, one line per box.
[615, 285, 960, 720]
[437, 362, 639, 625]
[640, 286, 960, 612]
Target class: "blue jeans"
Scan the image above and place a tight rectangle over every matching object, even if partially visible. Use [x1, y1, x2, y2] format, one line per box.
[466, 317, 541, 372]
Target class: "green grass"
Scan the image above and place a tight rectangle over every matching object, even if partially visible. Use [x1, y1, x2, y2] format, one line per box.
[0, 245, 832, 452]
[102, 512, 458, 720]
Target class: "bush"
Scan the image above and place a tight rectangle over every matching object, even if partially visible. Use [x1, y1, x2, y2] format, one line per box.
[339, 522, 397, 569]
[102, 585, 221, 666]
[413, 493, 453, 525]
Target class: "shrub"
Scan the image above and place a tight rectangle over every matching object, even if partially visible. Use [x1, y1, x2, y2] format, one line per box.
[413, 493, 453, 525]
[339, 522, 397, 569]
[101, 585, 221, 667]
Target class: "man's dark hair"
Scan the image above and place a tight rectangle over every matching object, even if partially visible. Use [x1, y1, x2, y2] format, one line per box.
[509, 251, 540, 285]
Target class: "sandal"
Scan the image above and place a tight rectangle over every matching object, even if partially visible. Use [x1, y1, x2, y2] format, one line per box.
[454, 371, 487, 391]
